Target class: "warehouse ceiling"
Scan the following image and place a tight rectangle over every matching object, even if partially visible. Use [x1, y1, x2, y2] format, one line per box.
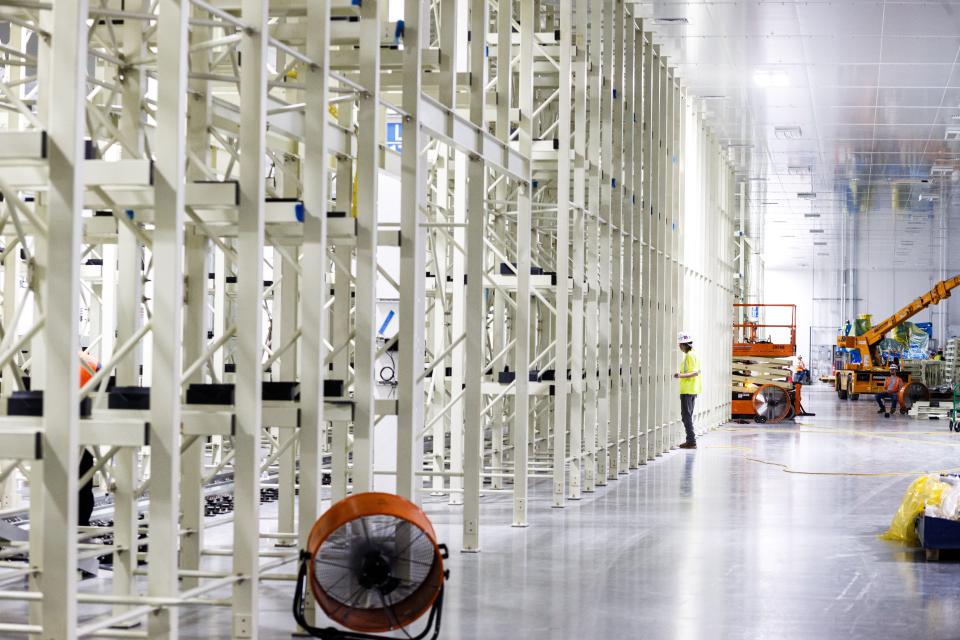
[631, 0, 960, 270]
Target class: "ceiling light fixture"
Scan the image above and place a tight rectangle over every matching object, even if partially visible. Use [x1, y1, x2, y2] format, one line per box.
[804, 213, 821, 218]
[809, 229, 824, 233]
[797, 192, 817, 200]
[814, 241, 827, 246]
[653, 17, 690, 25]
[776, 126, 803, 140]
[754, 70, 790, 88]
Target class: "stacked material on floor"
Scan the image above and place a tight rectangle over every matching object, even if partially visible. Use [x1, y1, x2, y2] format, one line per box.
[900, 359, 946, 388]
[909, 400, 952, 420]
[732, 356, 793, 393]
[945, 337, 960, 385]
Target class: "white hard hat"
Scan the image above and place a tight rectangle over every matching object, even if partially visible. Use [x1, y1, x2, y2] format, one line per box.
[677, 332, 693, 344]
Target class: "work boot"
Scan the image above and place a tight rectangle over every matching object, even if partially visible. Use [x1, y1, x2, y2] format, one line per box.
[678, 441, 697, 449]
[877, 408, 885, 414]
[884, 412, 890, 418]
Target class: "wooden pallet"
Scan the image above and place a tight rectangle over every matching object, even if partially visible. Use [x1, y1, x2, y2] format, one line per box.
[731, 356, 793, 392]
[910, 401, 952, 420]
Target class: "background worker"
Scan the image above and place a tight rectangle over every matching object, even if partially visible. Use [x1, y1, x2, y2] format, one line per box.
[876, 363, 904, 418]
[674, 332, 702, 449]
[78, 352, 100, 527]
[794, 355, 809, 385]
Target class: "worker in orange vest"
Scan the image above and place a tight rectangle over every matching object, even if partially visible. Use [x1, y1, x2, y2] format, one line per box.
[876, 363, 904, 418]
[78, 351, 101, 527]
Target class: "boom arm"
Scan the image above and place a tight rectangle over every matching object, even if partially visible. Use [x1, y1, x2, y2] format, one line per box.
[838, 274, 960, 369]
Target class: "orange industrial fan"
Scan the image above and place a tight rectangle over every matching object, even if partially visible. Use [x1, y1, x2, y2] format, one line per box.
[898, 381, 930, 415]
[293, 492, 448, 640]
[752, 384, 792, 423]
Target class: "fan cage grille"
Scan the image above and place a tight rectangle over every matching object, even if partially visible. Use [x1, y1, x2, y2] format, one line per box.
[313, 515, 436, 613]
[306, 493, 445, 634]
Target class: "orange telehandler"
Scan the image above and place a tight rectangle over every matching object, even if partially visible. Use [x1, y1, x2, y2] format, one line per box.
[835, 275, 960, 407]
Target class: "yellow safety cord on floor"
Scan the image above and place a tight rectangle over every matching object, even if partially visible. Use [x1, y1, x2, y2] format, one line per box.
[703, 425, 960, 478]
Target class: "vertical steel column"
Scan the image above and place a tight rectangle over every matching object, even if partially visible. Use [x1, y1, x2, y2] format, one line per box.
[643, 42, 663, 459]
[608, 0, 625, 479]
[621, 11, 636, 471]
[181, 3, 213, 590]
[582, 0, 601, 492]
[595, 0, 613, 485]
[271, 156, 300, 539]
[629, 18, 644, 468]
[330, 103, 354, 502]
[275, 256, 298, 541]
[657, 53, 669, 455]
[397, 0, 428, 501]
[353, 0, 382, 494]
[429, 154, 449, 497]
[41, 1, 88, 636]
[298, 2, 332, 626]
[663, 67, 676, 449]
[553, 0, 573, 508]
[437, 0, 462, 506]
[233, 0, 269, 634]
[490, 0, 512, 494]
[462, 0, 489, 552]
[112, 0, 148, 612]
[0, 249, 16, 418]
[639, 31, 653, 462]
[674, 82, 685, 442]
[449, 151, 467, 505]
[149, 0, 188, 637]
[513, 0, 534, 527]
[182, 225, 210, 571]
[1, 252, 19, 512]
[568, 0, 588, 500]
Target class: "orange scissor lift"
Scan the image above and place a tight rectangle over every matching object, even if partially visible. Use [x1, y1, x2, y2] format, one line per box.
[732, 304, 810, 423]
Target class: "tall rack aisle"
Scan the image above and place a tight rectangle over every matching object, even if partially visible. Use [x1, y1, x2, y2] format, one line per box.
[0, 0, 736, 636]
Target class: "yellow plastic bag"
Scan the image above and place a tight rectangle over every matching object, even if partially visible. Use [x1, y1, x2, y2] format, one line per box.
[880, 475, 949, 544]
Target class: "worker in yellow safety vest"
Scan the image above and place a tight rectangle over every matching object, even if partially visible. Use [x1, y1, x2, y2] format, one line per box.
[876, 363, 904, 418]
[674, 332, 702, 449]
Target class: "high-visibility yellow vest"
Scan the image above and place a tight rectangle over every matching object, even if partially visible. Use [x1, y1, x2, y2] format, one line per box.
[679, 350, 702, 395]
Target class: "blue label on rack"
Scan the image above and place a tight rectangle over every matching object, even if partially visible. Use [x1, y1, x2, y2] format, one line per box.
[295, 202, 304, 222]
[379, 309, 395, 335]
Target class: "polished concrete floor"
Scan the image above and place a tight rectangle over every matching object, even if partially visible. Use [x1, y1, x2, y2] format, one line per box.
[85, 385, 960, 637]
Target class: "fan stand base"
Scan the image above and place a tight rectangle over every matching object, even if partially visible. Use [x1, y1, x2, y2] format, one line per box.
[293, 553, 445, 640]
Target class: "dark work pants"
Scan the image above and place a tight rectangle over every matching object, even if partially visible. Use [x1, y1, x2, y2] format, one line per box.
[79, 448, 94, 527]
[681, 394, 697, 443]
[876, 392, 898, 413]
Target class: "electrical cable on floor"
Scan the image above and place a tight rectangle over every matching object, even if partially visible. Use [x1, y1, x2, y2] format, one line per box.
[703, 424, 960, 477]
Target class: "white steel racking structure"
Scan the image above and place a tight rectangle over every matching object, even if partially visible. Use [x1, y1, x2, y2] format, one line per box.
[0, 0, 738, 636]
